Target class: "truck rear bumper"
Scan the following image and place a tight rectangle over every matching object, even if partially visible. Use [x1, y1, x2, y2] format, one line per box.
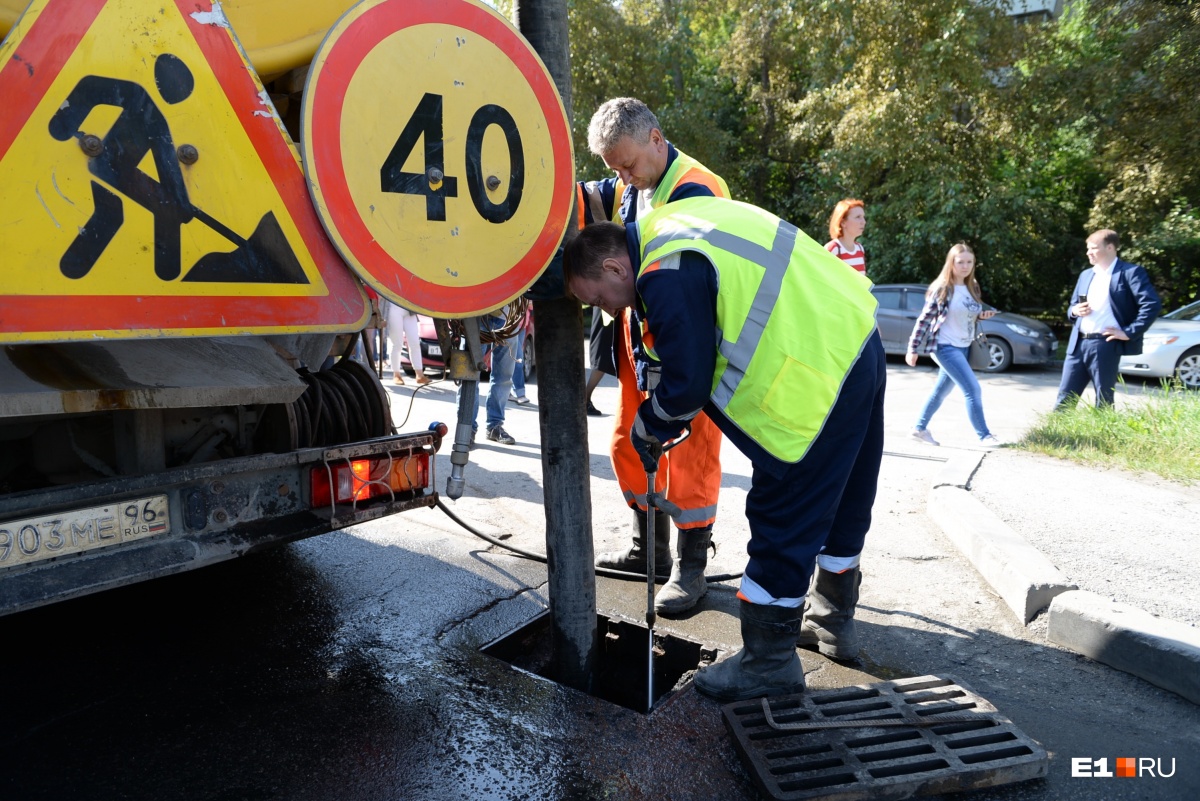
[0, 431, 439, 617]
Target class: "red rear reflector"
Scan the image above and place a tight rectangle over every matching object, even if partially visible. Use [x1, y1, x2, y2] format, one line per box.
[311, 453, 429, 507]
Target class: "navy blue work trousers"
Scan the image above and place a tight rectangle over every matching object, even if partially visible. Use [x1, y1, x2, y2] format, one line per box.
[742, 333, 887, 600]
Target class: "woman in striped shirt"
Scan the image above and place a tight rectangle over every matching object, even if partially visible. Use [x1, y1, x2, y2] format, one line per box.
[826, 199, 866, 274]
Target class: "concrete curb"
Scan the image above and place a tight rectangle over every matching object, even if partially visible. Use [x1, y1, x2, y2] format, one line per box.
[925, 452, 1200, 706]
[932, 450, 986, 490]
[927, 484, 1076, 623]
[1048, 590, 1200, 706]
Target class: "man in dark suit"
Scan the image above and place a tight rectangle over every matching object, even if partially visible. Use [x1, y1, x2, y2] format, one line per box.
[1056, 229, 1161, 409]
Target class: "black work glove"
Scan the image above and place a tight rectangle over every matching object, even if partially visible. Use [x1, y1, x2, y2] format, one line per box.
[631, 431, 663, 473]
[631, 411, 663, 472]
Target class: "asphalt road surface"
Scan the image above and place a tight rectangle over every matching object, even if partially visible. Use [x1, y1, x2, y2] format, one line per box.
[1, 353, 1196, 800]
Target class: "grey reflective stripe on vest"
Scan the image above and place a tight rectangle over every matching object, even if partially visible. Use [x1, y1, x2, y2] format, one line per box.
[644, 219, 797, 409]
[582, 181, 611, 224]
[642, 252, 705, 423]
[649, 252, 683, 271]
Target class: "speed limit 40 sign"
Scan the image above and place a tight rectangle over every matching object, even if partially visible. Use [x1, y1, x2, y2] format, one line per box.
[301, 0, 574, 317]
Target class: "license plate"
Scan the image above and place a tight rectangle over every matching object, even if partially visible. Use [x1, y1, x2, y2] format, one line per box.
[0, 494, 170, 569]
[427, 343, 442, 357]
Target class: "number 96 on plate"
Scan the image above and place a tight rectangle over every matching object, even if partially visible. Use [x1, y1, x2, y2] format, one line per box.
[0, 494, 171, 568]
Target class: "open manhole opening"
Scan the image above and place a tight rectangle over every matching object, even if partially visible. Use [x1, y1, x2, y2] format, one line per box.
[482, 611, 719, 713]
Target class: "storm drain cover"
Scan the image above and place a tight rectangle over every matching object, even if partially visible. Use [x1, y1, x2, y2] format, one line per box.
[722, 674, 1047, 800]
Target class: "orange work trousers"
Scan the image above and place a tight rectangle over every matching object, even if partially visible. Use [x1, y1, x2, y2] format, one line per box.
[610, 310, 722, 530]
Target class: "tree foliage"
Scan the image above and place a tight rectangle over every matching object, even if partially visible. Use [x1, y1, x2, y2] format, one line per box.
[565, 0, 1200, 312]
[1019, 0, 1200, 309]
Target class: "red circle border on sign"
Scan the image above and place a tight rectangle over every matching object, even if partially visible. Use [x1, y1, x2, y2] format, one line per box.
[307, 0, 572, 316]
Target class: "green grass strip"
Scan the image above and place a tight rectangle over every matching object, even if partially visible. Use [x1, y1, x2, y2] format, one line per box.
[1019, 383, 1200, 481]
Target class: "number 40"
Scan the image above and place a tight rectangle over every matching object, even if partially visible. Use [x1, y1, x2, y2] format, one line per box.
[380, 92, 524, 224]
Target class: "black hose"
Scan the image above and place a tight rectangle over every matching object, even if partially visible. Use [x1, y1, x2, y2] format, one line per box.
[286, 360, 393, 449]
[435, 499, 743, 584]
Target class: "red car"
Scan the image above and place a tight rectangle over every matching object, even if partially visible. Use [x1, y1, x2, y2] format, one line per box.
[397, 310, 535, 381]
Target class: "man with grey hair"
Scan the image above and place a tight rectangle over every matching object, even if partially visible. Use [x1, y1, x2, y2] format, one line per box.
[587, 96, 653, 150]
[575, 97, 730, 616]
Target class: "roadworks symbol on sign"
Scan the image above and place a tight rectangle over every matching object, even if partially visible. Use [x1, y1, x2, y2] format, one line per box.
[0, 0, 368, 343]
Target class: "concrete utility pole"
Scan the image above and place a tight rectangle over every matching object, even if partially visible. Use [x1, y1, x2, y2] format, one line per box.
[513, 0, 597, 692]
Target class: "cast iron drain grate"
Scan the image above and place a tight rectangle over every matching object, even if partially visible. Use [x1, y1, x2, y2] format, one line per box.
[722, 674, 1047, 800]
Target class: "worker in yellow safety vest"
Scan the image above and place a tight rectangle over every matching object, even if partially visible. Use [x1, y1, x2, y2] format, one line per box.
[564, 197, 886, 702]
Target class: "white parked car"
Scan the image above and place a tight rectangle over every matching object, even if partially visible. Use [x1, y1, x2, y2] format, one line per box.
[1118, 299, 1200, 390]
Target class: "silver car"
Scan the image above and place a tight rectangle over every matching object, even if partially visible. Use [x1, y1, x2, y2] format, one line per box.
[871, 283, 1058, 372]
[1119, 299, 1200, 390]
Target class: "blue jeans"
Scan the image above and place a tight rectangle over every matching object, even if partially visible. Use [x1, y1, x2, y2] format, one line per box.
[915, 343, 992, 439]
[456, 314, 516, 431]
[484, 336, 515, 429]
[511, 327, 526, 396]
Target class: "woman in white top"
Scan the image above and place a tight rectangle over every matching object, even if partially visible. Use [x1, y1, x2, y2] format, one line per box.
[905, 243, 1000, 446]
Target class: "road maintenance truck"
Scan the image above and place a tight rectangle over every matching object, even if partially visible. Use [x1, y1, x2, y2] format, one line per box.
[0, 0, 572, 616]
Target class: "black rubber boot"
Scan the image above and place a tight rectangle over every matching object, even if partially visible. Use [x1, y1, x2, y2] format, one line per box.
[595, 507, 672, 576]
[797, 566, 862, 659]
[693, 600, 806, 702]
[654, 526, 712, 615]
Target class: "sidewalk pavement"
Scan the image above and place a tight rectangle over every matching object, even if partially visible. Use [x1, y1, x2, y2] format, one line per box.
[921, 443, 1200, 706]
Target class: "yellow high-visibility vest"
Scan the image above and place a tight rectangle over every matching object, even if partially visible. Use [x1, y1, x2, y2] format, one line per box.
[637, 197, 877, 462]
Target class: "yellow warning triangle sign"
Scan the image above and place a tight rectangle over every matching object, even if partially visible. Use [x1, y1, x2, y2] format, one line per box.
[0, 0, 368, 343]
